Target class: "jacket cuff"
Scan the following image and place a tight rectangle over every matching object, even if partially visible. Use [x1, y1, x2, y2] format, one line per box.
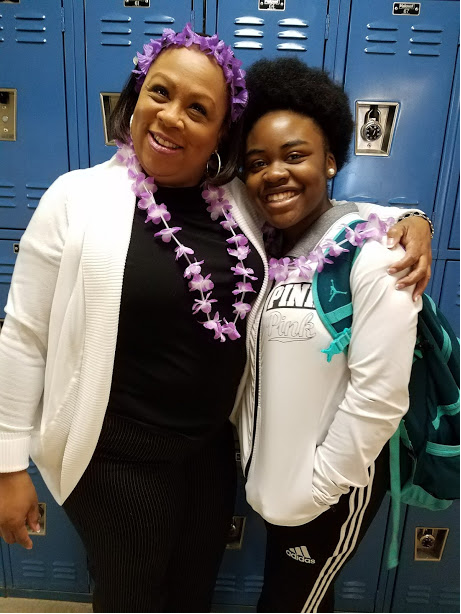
[0, 433, 30, 472]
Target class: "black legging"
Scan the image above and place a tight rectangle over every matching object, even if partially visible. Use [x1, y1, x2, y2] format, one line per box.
[63, 413, 237, 613]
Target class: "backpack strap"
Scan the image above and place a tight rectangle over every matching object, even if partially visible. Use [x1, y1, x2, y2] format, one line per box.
[312, 221, 362, 361]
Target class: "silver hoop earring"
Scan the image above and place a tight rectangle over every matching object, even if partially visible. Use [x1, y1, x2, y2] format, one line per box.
[206, 150, 222, 179]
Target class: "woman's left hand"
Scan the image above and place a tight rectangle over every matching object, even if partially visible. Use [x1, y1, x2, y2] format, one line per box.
[386, 215, 432, 301]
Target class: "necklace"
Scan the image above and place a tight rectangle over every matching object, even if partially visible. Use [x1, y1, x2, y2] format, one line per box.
[116, 141, 258, 342]
[266, 214, 394, 283]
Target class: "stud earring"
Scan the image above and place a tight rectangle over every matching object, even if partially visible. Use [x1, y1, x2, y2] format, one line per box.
[327, 168, 335, 177]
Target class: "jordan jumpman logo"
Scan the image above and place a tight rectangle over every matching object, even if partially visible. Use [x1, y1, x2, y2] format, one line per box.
[329, 280, 348, 302]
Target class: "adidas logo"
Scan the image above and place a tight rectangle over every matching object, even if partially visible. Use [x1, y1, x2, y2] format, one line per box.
[286, 546, 315, 564]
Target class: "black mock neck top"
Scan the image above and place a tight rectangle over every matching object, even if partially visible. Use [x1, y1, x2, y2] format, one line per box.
[106, 184, 264, 438]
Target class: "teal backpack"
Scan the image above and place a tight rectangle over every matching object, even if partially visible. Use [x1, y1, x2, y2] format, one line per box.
[312, 221, 460, 569]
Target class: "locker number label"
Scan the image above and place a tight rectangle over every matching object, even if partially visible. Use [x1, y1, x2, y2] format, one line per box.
[259, 0, 285, 10]
[393, 3, 420, 15]
[124, 0, 150, 7]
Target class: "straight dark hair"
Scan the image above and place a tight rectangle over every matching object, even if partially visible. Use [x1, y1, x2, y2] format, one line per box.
[109, 71, 243, 187]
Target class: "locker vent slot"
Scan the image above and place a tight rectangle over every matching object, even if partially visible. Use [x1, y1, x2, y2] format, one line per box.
[234, 17, 264, 26]
[14, 13, 45, 20]
[278, 18, 308, 27]
[26, 185, 47, 210]
[14, 13, 46, 43]
[215, 573, 237, 592]
[367, 21, 398, 31]
[144, 16, 175, 24]
[409, 35, 441, 45]
[365, 35, 397, 43]
[15, 25, 46, 32]
[234, 41, 263, 50]
[100, 14, 132, 45]
[234, 28, 263, 37]
[53, 561, 77, 581]
[364, 46, 396, 55]
[101, 26, 132, 35]
[0, 184, 15, 198]
[101, 14, 131, 23]
[277, 42, 306, 52]
[411, 24, 443, 33]
[278, 30, 307, 39]
[144, 28, 168, 36]
[406, 585, 431, 604]
[438, 588, 460, 607]
[244, 575, 264, 593]
[21, 560, 46, 578]
[338, 582, 366, 600]
[408, 49, 440, 57]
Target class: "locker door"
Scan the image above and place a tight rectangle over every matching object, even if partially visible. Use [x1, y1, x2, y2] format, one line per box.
[84, 0, 193, 167]
[333, 0, 459, 217]
[0, 229, 22, 321]
[436, 260, 460, 337]
[0, 0, 69, 230]
[7, 461, 90, 596]
[210, 0, 328, 71]
[334, 497, 390, 612]
[213, 471, 266, 609]
[390, 503, 460, 613]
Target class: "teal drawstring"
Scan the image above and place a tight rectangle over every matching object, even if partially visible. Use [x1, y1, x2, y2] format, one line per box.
[388, 428, 402, 569]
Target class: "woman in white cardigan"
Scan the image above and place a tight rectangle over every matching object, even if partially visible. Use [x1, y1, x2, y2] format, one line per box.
[0, 26, 432, 614]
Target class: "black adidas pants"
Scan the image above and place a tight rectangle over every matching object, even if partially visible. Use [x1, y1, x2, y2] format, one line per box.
[63, 413, 237, 613]
[258, 446, 389, 613]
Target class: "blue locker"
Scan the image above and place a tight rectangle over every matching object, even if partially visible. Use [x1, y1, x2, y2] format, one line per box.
[0, 229, 22, 321]
[389, 503, 460, 613]
[0, 0, 69, 230]
[213, 471, 266, 610]
[6, 461, 90, 597]
[334, 498, 390, 612]
[84, 0, 194, 167]
[436, 260, 460, 337]
[432, 47, 459, 258]
[208, 0, 328, 71]
[333, 0, 459, 217]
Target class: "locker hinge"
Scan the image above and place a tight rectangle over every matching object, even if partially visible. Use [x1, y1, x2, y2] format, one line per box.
[324, 14, 330, 40]
[61, 7, 65, 33]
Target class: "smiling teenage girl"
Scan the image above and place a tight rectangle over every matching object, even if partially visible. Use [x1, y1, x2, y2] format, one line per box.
[238, 57, 424, 613]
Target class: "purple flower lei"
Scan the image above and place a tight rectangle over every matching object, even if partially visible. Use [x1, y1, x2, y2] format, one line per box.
[132, 23, 248, 122]
[116, 141, 257, 342]
[267, 214, 395, 282]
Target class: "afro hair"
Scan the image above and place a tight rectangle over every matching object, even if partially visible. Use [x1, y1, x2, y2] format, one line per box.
[242, 57, 354, 171]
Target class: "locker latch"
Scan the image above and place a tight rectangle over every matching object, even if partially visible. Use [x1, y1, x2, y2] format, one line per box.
[414, 527, 449, 561]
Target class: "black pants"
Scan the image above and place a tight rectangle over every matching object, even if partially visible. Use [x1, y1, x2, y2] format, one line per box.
[258, 446, 389, 613]
[63, 413, 237, 613]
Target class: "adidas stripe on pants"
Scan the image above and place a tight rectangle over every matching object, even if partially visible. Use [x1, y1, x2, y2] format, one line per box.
[63, 413, 237, 613]
[257, 445, 389, 613]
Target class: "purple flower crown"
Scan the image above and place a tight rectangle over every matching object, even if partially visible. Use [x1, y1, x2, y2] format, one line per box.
[132, 23, 248, 122]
